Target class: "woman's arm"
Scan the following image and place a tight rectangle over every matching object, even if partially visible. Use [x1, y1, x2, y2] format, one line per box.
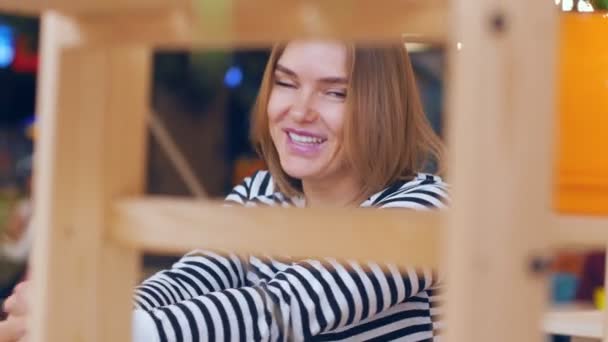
[134, 259, 438, 342]
[135, 251, 248, 311]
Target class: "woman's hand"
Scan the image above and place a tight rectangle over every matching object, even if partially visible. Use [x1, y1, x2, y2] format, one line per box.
[3, 282, 29, 317]
[0, 281, 30, 342]
[0, 316, 26, 342]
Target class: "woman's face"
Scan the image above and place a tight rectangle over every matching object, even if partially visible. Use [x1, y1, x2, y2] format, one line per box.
[267, 41, 350, 183]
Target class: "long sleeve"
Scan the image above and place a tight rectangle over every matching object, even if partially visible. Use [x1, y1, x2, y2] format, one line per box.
[135, 251, 248, 311]
[136, 259, 439, 342]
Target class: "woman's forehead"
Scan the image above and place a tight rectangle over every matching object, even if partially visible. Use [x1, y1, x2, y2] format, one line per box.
[277, 40, 348, 77]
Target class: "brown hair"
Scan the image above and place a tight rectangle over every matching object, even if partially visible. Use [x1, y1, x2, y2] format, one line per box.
[250, 41, 444, 201]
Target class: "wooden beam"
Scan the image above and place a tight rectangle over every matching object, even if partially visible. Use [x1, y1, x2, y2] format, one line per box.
[543, 309, 603, 339]
[0, 0, 190, 15]
[110, 196, 608, 260]
[552, 215, 608, 248]
[0, 0, 42, 15]
[148, 111, 207, 198]
[110, 198, 608, 257]
[28, 11, 151, 342]
[195, 0, 447, 47]
[74, 0, 446, 49]
[2, 0, 446, 47]
[3, 1, 446, 47]
[111, 197, 442, 266]
[443, 1, 558, 342]
[77, 9, 196, 52]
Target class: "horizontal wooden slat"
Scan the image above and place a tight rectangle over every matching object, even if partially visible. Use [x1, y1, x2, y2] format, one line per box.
[551, 215, 608, 248]
[111, 197, 442, 266]
[4, 1, 446, 47]
[71, 0, 446, 49]
[192, 0, 447, 47]
[543, 308, 603, 339]
[3, 0, 447, 46]
[76, 8, 196, 49]
[111, 197, 608, 260]
[0, 0, 41, 15]
[0, 0, 189, 15]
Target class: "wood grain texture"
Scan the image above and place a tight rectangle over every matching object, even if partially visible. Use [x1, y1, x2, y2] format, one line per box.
[112, 197, 442, 266]
[28, 12, 151, 342]
[64, 1, 445, 49]
[443, 0, 558, 341]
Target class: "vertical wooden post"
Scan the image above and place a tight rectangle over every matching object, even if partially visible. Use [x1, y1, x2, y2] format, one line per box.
[29, 12, 151, 342]
[444, 0, 558, 341]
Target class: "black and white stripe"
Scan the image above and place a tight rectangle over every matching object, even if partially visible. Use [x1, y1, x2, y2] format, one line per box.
[134, 170, 449, 341]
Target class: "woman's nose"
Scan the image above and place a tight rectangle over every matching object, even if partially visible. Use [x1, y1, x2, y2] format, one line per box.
[289, 91, 318, 122]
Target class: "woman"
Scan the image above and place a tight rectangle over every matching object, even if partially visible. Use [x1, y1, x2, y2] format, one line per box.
[2, 40, 448, 341]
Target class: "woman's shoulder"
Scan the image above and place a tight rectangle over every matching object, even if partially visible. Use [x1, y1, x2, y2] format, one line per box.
[362, 173, 450, 210]
[224, 170, 280, 206]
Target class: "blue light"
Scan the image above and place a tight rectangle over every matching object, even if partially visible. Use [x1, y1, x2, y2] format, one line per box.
[224, 66, 243, 88]
[22, 115, 36, 127]
[0, 25, 15, 68]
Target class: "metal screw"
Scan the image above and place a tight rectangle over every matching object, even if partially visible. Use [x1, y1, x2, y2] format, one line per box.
[529, 255, 553, 275]
[490, 12, 507, 34]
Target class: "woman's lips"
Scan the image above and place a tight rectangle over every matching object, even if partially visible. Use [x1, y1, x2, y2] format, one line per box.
[284, 128, 327, 156]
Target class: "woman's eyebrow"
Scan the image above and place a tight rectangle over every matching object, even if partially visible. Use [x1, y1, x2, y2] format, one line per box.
[275, 64, 297, 77]
[276, 64, 348, 84]
[319, 77, 348, 85]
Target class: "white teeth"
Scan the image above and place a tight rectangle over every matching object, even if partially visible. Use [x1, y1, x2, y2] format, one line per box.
[288, 132, 324, 144]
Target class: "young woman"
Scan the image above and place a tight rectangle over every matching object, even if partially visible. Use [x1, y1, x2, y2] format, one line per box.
[2, 40, 448, 342]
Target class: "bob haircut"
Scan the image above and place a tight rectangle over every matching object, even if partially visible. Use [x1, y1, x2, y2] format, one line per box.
[250, 41, 444, 202]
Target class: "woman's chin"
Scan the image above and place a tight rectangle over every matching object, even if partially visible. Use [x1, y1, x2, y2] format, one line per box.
[280, 160, 322, 180]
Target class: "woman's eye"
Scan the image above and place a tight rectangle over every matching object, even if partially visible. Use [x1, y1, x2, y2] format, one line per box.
[275, 80, 296, 88]
[326, 90, 347, 99]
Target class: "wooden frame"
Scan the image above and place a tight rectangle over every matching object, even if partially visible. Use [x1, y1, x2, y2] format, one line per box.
[112, 198, 442, 265]
[1, 0, 603, 341]
[27, 11, 152, 340]
[444, 1, 558, 340]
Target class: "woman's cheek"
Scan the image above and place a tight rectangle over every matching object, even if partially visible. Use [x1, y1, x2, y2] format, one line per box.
[321, 104, 346, 135]
[267, 93, 287, 122]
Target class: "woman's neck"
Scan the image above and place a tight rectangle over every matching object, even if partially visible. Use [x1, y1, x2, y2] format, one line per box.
[301, 174, 361, 208]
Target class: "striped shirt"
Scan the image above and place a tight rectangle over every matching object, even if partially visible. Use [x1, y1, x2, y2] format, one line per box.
[133, 170, 449, 342]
